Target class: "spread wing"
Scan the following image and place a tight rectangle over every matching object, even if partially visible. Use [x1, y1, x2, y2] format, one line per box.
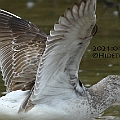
[31, 0, 97, 100]
[0, 9, 47, 92]
[18, 0, 97, 112]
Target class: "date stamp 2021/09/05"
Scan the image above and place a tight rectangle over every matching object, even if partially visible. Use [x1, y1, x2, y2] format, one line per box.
[92, 46, 120, 58]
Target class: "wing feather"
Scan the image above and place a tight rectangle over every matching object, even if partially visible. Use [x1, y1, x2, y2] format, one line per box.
[0, 9, 47, 92]
[18, 0, 97, 112]
[29, 0, 97, 102]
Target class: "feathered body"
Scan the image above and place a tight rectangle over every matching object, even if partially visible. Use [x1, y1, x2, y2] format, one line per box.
[0, 0, 120, 120]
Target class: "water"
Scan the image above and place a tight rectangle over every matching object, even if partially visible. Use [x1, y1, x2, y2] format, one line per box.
[0, 0, 120, 119]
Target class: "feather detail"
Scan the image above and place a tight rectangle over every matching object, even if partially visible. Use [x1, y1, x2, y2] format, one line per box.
[0, 9, 47, 91]
[28, 0, 97, 104]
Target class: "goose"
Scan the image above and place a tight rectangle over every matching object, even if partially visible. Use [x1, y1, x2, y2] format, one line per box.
[0, 0, 120, 120]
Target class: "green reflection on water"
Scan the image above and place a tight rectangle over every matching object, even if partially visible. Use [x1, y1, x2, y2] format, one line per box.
[0, 0, 120, 119]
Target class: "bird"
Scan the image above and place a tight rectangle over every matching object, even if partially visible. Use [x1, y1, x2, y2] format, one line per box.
[0, 0, 120, 120]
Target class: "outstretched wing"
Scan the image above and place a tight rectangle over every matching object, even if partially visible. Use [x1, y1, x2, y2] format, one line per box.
[18, 0, 97, 112]
[0, 10, 47, 92]
[31, 0, 97, 100]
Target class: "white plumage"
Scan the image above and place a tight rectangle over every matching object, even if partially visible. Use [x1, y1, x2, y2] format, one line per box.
[0, 0, 120, 120]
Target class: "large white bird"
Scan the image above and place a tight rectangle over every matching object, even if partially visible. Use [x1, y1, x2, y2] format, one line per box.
[0, 0, 120, 120]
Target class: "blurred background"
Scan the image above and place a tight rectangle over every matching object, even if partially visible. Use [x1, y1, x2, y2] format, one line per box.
[0, 0, 120, 119]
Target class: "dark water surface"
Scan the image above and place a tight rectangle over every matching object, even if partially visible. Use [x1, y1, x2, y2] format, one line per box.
[0, 0, 120, 119]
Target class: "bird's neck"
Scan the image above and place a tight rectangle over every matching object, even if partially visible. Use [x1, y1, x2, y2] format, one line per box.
[87, 79, 118, 114]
